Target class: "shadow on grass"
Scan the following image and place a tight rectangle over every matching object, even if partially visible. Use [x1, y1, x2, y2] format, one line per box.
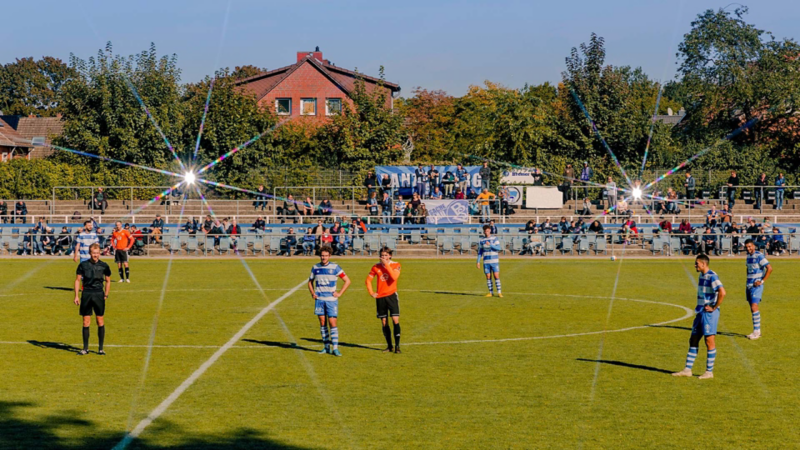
[27, 340, 82, 353]
[241, 339, 317, 353]
[301, 338, 381, 352]
[419, 290, 478, 297]
[576, 358, 673, 375]
[0, 401, 315, 449]
[43, 286, 73, 291]
[647, 325, 748, 338]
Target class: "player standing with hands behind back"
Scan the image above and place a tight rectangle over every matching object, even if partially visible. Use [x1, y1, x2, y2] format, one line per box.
[74, 243, 112, 355]
[366, 247, 403, 353]
[112, 221, 133, 283]
[673, 254, 726, 380]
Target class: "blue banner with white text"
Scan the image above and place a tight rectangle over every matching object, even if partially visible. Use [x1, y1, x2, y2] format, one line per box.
[375, 165, 481, 198]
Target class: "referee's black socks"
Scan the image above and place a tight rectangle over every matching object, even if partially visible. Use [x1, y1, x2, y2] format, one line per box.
[382, 325, 392, 348]
[124, 267, 130, 280]
[82, 326, 90, 351]
[119, 268, 125, 280]
[393, 323, 401, 347]
[98, 326, 105, 351]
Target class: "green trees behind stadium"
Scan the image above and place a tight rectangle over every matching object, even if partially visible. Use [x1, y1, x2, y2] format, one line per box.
[2, 7, 799, 199]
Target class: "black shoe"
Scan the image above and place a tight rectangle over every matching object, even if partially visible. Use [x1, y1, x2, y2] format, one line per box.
[394, 347, 402, 354]
[98, 350, 106, 356]
[382, 347, 394, 353]
[77, 349, 89, 356]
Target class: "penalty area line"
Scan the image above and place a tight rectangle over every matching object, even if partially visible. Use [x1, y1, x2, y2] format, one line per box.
[112, 279, 307, 450]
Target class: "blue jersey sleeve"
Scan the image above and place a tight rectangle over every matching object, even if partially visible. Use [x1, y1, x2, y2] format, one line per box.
[309, 268, 316, 282]
[758, 253, 770, 268]
[710, 272, 723, 291]
[490, 238, 502, 252]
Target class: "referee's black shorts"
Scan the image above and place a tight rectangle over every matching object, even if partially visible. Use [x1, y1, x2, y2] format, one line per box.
[114, 249, 128, 264]
[80, 291, 106, 317]
[376, 293, 400, 319]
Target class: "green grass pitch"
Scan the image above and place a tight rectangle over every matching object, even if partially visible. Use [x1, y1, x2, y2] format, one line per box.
[1, 257, 798, 449]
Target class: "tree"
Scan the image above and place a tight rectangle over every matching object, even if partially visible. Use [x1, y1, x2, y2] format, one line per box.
[0, 56, 77, 116]
[397, 88, 456, 162]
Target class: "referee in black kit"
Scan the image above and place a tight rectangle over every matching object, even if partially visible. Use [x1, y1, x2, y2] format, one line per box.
[74, 243, 111, 355]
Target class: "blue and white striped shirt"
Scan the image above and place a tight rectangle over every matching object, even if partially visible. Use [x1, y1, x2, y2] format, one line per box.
[697, 270, 724, 308]
[76, 231, 99, 262]
[477, 236, 501, 264]
[309, 262, 345, 302]
[745, 252, 770, 287]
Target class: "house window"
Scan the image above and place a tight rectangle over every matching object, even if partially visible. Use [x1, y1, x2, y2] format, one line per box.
[1, 152, 7, 162]
[300, 98, 316, 116]
[276, 98, 291, 115]
[326, 98, 342, 115]
[31, 137, 46, 146]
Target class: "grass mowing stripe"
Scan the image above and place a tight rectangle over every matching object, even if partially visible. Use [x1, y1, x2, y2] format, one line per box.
[112, 279, 307, 450]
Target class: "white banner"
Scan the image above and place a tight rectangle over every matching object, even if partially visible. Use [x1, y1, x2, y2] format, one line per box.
[500, 169, 540, 185]
[525, 187, 563, 209]
[421, 199, 470, 224]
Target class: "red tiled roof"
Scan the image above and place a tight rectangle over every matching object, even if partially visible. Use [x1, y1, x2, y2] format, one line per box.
[14, 116, 65, 145]
[235, 56, 400, 102]
[0, 117, 33, 148]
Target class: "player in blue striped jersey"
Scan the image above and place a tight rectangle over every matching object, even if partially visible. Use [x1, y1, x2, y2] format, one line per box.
[744, 239, 773, 340]
[673, 254, 726, 380]
[476, 224, 502, 297]
[73, 220, 99, 264]
[308, 245, 351, 356]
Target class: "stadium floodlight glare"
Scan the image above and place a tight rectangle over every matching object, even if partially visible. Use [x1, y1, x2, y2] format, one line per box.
[183, 171, 196, 185]
[632, 187, 643, 200]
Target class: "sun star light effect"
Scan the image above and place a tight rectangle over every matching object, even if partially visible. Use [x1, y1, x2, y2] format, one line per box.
[183, 171, 196, 185]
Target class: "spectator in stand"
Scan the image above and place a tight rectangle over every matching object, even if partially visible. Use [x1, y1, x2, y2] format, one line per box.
[394, 196, 405, 224]
[488, 220, 498, 235]
[150, 214, 164, 244]
[55, 227, 73, 255]
[302, 228, 317, 255]
[618, 223, 633, 245]
[525, 220, 538, 234]
[15, 200, 27, 224]
[442, 170, 456, 198]
[248, 216, 263, 233]
[380, 173, 393, 199]
[415, 164, 428, 198]
[403, 201, 417, 225]
[775, 173, 786, 210]
[93, 188, 108, 214]
[409, 192, 422, 215]
[302, 197, 314, 217]
[616, 199, 631, 220]
[282, 194, 299, 223]
[496, 185, 510, 215]
[311, 219, 326, 244]
[320, 228, 334, 248]
[0, 200, 7, 223]
[318, 198, 333, 217]
[279, 228, 297, 257]
[228, 218, 241, 251]
[623, 218, 639, 237]
[41, 227, 55, 255]
[209, 218, 225, 248]
[726, 171, 739, 208]
[330, 220, 343, 236]
[589, 220, 604, 234]
[253, 185, 268, 211]
[605, 176, 617, 211]
[454, 188, 465, 199]
[706, 205, 719, 228]
[367, 192, 379, 217]
[754, 172, 768, 210]
[678, 219, 695, 253]
[476, 188, 495, 223]
[364, 170, 378, 200]
[746, 218, 761, 235]
[19, 230, 33, 255]
[336, 228, 351, 256]
[418, 204, 429, 225]
[557, 217, 570, 234]
[719, 205, 732, 225]
[659, 218, 673, 234]
[754, 224, 771, 251]
[430, 186, 443, 200]
[729, 226, 742, 254]
[702, 227, 718, 255]
[183, 217, 199, 235]
[579, 198, 592, 216]
[580, 162, 593, 197]
[428, 165, 440, 198]
[201, 215, 213, 234]
[352, 217, 367, 235]
[563, 164, 575, 204]
[539, 218, 553, 234]
[380, 192, 392, 225]
[769, 226, 786, 255]
[479, 160, 491, 191]
[684, 172, 696, 208]
[456, 164, 470, 196]
[531, 168, 544, 186]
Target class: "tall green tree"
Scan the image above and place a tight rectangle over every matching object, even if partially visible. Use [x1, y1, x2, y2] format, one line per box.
[0, 56, 77, 116]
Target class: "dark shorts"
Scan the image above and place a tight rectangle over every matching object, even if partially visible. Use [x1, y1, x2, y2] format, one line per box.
[114, 250, 128, 264]
[80, 291, 106, 317]
[376, 293, 400, 318]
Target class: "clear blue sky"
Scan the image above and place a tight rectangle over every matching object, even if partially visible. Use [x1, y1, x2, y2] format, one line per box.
[2, 0, 798, 96]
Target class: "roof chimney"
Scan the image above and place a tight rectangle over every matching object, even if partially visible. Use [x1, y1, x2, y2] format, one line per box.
[297, 48, 324, 63]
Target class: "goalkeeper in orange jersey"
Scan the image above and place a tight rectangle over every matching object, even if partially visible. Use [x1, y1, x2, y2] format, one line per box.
[366, 246, 403, 353]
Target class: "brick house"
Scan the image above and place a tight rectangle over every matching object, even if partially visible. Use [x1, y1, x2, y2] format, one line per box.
[0, 117, 34, 162]
[236, 48, 401, 119]
[0, 114, 65, 161]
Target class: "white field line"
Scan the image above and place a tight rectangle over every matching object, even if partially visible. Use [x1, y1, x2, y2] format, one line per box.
[7, 293, 693, 350]
[111, 279, 307, 450]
